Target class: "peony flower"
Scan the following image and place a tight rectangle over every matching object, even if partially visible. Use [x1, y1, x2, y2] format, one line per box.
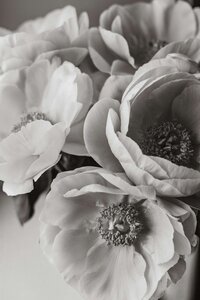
[89, 0, 200, 74]
[0, 6, 89, 75]
[40, 167, 197, 300]
[84, 52, 200, 197]
[0, 58, 93, 195]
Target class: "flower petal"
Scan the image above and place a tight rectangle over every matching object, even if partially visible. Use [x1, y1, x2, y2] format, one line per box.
[84, 99, 122, 171]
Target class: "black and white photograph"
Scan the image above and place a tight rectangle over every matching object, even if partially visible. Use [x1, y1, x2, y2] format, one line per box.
[0, 1, 200, 299]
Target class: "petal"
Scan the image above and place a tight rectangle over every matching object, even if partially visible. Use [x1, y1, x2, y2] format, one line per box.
[41, 62, 82, 126]
[36, 47, 88, 67]
[89, 28, 117, 73]
[0, 83, 25, 138]
[40, 222, 60, 261]
[153, 38, 200, 62]
[3, 179, 34, 196]
[84, 98, 122, 171]
[99, 27, 134, 65]
[140, 200, 175, 264]
[164, 1, 196, 42]
[100, 75, 132, 101]
[81, 241, 147, 300]
[52, 229, 97, 281]
[111, 59, 134, 75]
[25, 58, 60, 109]
[170, 218, 191, 256]
[18, 6, 78, 34]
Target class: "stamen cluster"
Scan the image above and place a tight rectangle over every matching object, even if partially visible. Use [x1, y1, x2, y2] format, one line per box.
[97, 202, 144, 246]
[12, 112, 49, 133]
[140, 120, 194, 167]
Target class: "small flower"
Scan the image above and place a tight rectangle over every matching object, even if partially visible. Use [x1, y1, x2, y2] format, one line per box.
[0, 6, 89, 74]
[84, 51, 200, 197]
[40, 167, 196, 300]
[0, 58, 93, 195]
[89, 0, 200, 74]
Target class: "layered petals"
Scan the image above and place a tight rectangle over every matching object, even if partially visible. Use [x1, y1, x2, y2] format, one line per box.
[0, 57, 93, 196]
[89, 0, 200, 74]
[84, 53, 200, 197]
[40, 167, 196, 300]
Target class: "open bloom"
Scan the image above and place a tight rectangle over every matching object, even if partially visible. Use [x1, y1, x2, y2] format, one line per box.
[84, 53, 200, 197]
[0, 6, 89, 75]
[40, 167, 197, 300]
[89, 0, 200, 74]
[0, 58, 93, 195]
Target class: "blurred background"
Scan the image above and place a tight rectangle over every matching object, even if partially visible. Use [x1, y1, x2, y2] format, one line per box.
[0, 0, 149, 29]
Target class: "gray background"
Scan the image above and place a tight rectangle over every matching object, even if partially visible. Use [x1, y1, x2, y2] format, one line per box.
[0, 0, 143, 29]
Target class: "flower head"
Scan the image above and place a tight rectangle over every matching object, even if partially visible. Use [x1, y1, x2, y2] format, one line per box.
[89, 0, 200, 74]
[0, 58, 93, 195]
[40, 167, 197, 300]
[84, 50, 200, 197]
[0, 6, 89, 74]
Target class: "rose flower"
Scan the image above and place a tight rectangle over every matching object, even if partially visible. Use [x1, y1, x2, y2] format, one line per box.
[0, 58, 93, 196]
[89, 0, 200, 75]
[40, 167, 197, 300]
[84, 51, 200, 197]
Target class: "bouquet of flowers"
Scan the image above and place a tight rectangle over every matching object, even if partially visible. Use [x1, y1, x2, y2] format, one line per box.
[1, 0, 200, 299]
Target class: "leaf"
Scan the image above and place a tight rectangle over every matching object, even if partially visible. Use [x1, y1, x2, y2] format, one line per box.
[13, 171, 51, 225]
[13, 194, 31, 225]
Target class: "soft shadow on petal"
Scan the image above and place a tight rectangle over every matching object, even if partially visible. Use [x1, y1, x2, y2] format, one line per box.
[164, 1, 196, 42]
[99, 27, 134, 65]
[84, 98, 122, 171]
[25, 58, 60, 109]
[140, 201, 175, 264]
[100, 75, 132, 101]
[52, 228, 97, 280]
[89, 28, 117, 73]
[153, 38, 200, 62]
[172, 84, 200, 144]
[0, 83, 25, 138]
[81, 241, 147, 300]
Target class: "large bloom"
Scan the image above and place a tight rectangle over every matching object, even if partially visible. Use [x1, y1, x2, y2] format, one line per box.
[0, 6, 89, 74]
[40, 167, 197, 300]
[0, 58, 93, 195]
[84, 52, 200, 197]
[89, 0, 200, 74]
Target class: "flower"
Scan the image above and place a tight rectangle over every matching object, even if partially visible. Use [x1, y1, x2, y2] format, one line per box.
[17, 6, 89, 35]
[84, 51, 200, 197]
[0, 6, 89, 75]
[0, 58, 93, 195]
[89, 0, 200, 74]
[40, 167, 197, 300]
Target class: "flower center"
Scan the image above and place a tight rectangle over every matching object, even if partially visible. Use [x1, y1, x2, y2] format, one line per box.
[12, 112, 49, 133]
[140, 120, 194, 167]
[97, 202, 144, 246]
[136, 40, 167, 66]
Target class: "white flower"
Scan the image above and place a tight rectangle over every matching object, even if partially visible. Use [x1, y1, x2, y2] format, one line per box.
[89, 0, 200, 74]
[0, 58, 93, 195]
[84, 49, 200, 197]
[0, 6, 89, 74]
[40, 167, 197, 300]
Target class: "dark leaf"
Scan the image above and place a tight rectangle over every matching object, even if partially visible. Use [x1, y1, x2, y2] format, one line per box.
[13, 171, 51, 225]
[13, 194, 30, 225]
